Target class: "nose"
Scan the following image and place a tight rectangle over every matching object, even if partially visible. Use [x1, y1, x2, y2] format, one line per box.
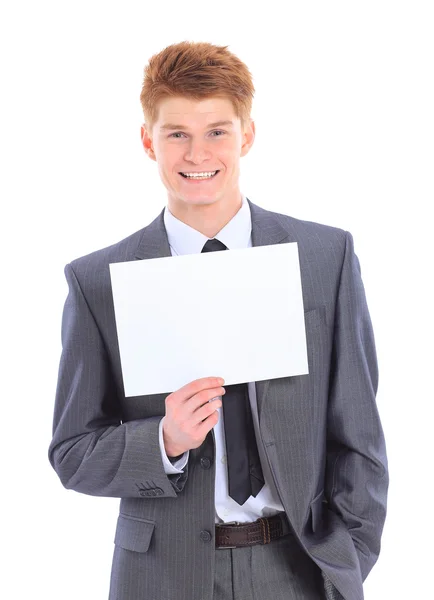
[184, 139, 211, 164]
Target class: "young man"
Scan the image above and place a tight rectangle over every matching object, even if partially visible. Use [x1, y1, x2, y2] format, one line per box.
[49, 41, 388, 600]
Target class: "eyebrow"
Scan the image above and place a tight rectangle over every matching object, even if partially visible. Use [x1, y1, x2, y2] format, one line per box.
[160, 120, 234, 131]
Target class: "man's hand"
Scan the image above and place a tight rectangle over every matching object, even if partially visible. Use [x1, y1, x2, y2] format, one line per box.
[163, 377, 226, 457]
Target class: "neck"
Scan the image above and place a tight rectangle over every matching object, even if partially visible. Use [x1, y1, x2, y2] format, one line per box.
[168, 191, 243, 238]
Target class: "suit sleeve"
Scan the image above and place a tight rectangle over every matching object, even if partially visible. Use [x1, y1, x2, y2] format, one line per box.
[48, 262, 189, 498]
[325, 231, 389, 581]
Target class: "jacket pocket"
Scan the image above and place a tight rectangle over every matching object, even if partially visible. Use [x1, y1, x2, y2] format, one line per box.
[310, 489, 325, 533]
[114, 514, 155, 553]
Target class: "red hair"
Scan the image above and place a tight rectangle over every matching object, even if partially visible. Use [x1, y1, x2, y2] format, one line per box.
[140, 41, 255, 129]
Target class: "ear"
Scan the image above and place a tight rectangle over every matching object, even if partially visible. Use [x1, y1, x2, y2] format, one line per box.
[240, 119, 255, 158]
[141, 124, 157, 162]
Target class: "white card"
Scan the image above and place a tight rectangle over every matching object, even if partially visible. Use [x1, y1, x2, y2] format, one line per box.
[109, 242, 308, 397]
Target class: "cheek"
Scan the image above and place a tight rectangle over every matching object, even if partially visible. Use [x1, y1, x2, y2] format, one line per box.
[157, 149, 178, 176]
[223, 152, 240, 172]
[220, 141, 240, 160]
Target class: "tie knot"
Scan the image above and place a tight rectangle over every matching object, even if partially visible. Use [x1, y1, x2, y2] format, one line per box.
[201, 239, 228, 253]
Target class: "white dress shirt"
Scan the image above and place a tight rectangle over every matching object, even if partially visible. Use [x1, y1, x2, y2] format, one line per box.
[158, 194, 285, 524]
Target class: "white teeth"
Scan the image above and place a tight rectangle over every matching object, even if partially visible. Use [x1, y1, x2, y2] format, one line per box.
[181, 170, 217, 178]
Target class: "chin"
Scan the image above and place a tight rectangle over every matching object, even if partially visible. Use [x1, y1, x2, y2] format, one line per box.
[179, 192, 222, 205]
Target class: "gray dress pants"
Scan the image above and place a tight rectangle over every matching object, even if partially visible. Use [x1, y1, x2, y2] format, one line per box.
[213, 532, 325, 600]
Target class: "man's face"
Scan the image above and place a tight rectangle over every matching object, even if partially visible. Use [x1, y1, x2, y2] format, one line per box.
[141, 96, 255, 211]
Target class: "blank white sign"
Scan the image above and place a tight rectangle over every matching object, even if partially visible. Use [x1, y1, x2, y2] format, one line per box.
[109, 242, 308, 397]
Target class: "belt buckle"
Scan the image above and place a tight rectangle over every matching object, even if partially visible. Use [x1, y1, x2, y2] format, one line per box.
[216, 521, 240, 549]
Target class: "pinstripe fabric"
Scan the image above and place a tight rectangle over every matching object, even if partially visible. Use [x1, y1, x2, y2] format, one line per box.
[48, 198, 388, 600]
[214, 534, 325, 599]
[213, 535, 325, 600]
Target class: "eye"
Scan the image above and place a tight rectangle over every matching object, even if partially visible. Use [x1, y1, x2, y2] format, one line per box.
[169, 130, 226, 139]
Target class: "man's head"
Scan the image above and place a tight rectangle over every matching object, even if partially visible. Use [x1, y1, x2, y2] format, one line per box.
[140, 41, 255, 221]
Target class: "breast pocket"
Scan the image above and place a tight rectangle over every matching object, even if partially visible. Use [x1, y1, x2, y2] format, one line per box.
[114, 514, 156, 553]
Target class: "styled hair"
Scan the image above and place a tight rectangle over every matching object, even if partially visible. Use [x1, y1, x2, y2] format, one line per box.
[140, 41, 255, 130]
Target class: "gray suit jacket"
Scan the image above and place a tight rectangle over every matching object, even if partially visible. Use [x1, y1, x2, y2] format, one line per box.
[48, 199, 388, 600]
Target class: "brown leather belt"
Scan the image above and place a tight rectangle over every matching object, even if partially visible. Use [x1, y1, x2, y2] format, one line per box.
[215, 512, 291, 549]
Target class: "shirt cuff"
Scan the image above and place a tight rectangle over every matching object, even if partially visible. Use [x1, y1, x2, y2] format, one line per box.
[158, 416, 189, 474]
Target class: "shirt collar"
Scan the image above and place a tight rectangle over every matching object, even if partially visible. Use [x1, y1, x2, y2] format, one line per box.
[163, 194, 252, 256]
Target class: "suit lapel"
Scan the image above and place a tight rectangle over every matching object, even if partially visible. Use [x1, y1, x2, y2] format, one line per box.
[133, 197, 294, 421]
[248, 200, 295, 422]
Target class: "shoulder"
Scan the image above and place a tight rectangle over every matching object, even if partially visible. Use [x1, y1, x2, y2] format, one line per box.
[69, 227, 145, 272]
[63, 225, 149, 299]
[250, 200, 349, 254]
[66, 228, 144, 283]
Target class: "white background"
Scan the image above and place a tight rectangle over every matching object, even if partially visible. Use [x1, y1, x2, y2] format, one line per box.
[1, 1, 432, 598]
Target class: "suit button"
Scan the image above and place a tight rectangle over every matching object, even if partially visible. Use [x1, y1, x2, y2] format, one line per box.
[200, 457, 211, 469]
[200, 530, 212, 542]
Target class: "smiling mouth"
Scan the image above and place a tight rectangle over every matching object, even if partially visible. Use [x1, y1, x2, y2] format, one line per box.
[179, 170, 220, 180]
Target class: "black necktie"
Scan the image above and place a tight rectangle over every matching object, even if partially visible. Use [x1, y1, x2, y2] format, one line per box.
[201, 238, 265, 505]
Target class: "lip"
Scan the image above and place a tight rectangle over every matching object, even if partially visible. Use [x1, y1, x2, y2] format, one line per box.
[178, 170, 220, 183]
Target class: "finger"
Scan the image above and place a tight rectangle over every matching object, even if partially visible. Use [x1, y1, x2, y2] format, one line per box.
[195, 397, 222, 424]
[176, 377, 224, 402]
[190, 387, 225, 411]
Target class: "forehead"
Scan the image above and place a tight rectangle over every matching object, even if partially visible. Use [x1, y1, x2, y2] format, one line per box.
[155, 96, 238, 128]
